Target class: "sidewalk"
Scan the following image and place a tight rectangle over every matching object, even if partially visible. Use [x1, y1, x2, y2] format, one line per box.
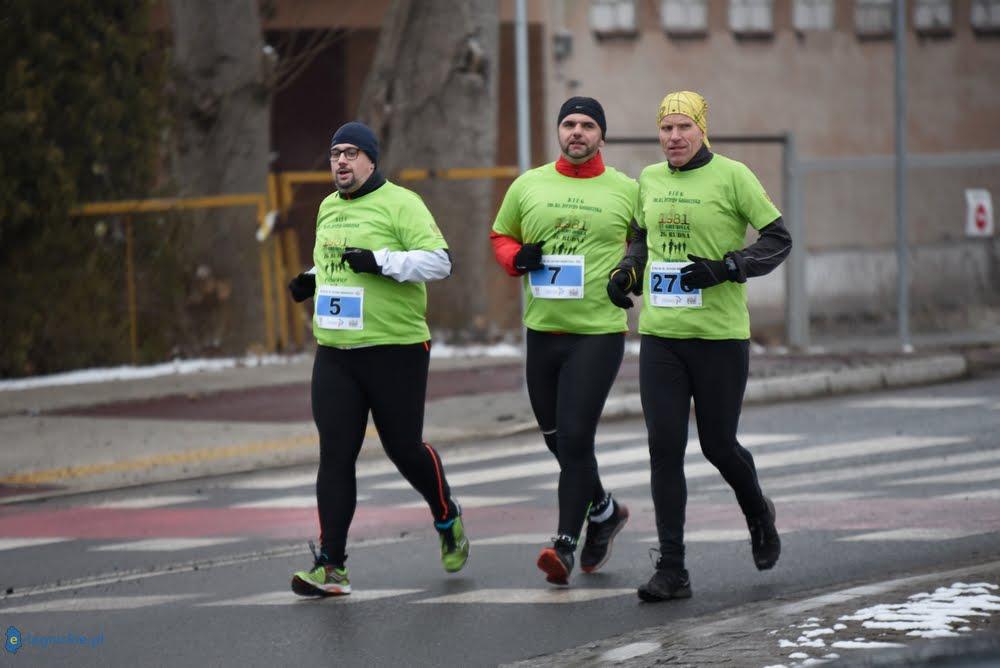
[1, 336, 998, 504]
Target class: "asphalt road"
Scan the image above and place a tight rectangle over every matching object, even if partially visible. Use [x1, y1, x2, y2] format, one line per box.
[1, 373, 999, 666]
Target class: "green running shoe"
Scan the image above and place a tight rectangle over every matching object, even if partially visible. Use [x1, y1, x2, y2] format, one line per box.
[436, 516, 470, 573]
[290, 541, 351, 596]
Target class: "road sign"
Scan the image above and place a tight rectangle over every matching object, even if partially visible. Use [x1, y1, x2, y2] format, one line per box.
[965, 188, 994, 237]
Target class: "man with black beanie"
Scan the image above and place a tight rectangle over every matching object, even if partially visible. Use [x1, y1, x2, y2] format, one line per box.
[287, 121, 470, 597]
[490, 97, 645, 586]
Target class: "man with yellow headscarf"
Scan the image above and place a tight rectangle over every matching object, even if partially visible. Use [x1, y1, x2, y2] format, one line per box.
[609, 91, 792, 603]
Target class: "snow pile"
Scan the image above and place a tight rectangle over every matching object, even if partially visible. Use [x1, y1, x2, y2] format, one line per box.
[767, 582, 1000, 667]
[839, 582, 1000, 639]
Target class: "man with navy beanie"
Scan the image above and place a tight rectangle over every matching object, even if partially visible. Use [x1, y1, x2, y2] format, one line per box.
[557, 96, 607, 139]
[287, 120, 469, 596]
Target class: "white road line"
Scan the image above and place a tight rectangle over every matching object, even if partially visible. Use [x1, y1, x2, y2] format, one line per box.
[637, 529, 799, 543]
[771, 491, 885, 504]
[90, 537, 244, 552]
[229, 494, 367, 509]
[475, 533, 552, 545]
[413, 588, 634, 604]
[884, 465, 1000, 486]
[1, 594, 202, 613]
[848, 397, 989, 409]
[200, 589, 423, 606]
[731, 448, 1000, 492]
[377, 434, 800, 491]
[226, 472, 316, 490]
[591, 435, 968, 491]
[85, 495, 202, 509]
[837, 528, 991, 542]
[0, 537, 72, 551]
[397, 495, 534, 509]
[940, 489, 1000, 500]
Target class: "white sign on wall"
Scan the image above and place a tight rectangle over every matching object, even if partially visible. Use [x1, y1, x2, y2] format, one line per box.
[965, 188, 994, 238]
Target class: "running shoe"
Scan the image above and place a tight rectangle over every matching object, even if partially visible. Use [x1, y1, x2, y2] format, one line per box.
[291, 541, 351, 596]
[580, 499, 629, 573]
[637, 566, 692, 602]
[437, 516, 470, 573]
[537, 535, 576, 586]
[747, 495, 780, 570]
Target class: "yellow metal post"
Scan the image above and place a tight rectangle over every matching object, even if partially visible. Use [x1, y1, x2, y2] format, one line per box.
[125, 215, 138, 365]
[259, 239, 276, 353]
[273, 233, 289, 350]
[283, 228, 307, 348]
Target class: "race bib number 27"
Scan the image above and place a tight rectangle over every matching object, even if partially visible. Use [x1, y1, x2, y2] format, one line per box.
[315, 285, 364, 330]
[649, 261, 702, 307]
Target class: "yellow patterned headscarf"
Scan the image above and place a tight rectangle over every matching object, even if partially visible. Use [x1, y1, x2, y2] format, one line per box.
[657, 91, 710, 148]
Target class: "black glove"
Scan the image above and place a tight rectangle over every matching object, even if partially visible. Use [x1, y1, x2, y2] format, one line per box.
[680, 254, 728, 290]
[513, 240, 545, 273]
[606, 268, 635, 309]
[288, 272, 316, 302]
[342, 247, 381, 275]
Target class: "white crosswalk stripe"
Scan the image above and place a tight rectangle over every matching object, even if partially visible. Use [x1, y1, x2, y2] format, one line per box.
[0, 537, 72, 551]
[884, 464, 1000, 486]
[837, 528, 991, 542]
[397, 495, 533, 509]
[200, 590, 423, 606]
[91, 537, 244, 552]
[84, 495, 202, 509]
[720, 447, 1000, 493]
[848, 397, 989, 410]
[1, 594, 202, 613]
[413, 588, 634, 604]
[583, 435, 968, 492]
[230, 494, 367, 508]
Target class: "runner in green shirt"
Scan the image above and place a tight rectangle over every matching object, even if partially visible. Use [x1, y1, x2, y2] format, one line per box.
[285, 122, 469, 596]
[614, 92, 792, 603]
[491, 97, 639, 586]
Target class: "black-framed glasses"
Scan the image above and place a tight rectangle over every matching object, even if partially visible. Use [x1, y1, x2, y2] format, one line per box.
[330, 147, 361, 161]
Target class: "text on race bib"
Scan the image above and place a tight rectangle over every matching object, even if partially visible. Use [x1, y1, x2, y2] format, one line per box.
[315, 285, 364, 330]
[528, 254, 585, 299]
[649, 261, 702, 308]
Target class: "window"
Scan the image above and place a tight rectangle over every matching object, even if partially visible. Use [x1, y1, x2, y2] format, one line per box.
[590, 0, 638, 37]
[730, 0, 774, 35]
[659, 0, 709, 35]
[855, 0, 894, 37]
[971, 0, 1000, 31]
[914, 0, 952, 33]
[793, 0, 835, 31]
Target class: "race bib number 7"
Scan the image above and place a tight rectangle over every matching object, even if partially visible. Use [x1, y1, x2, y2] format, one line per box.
[649, 261, 702, 307]
[528, 254, 584, 299]
[315, 285, 364, 330]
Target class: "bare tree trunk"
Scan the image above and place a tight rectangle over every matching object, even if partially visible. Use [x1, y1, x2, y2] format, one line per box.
[168, 0, 272, 355]
[358, 0, 498, 342]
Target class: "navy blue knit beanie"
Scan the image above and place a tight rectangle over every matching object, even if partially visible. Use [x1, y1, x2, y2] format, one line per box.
[330, 121, 379, 167]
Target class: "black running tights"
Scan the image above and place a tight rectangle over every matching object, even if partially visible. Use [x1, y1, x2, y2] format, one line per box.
[526, 329, 624, 540]
[311, 343, 456, 565]
[639, 335, 767, 569]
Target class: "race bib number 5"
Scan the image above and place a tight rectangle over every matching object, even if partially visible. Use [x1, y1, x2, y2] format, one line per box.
[528, 254, 584, 299]
[649, 261, 702, 307]
[315, 285, 364, 330]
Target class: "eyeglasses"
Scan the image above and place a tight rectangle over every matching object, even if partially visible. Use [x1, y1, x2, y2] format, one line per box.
[330, 147, 361, 161]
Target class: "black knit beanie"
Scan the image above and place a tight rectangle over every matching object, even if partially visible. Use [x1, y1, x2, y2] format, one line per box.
[557, 97, 607, 139]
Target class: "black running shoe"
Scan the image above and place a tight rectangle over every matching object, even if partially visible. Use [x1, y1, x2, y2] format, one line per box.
[580, 500, 629, 573]
[536, 536, 575, 586]
[748, 495, 781, 571]
[637, 566, 692, 602]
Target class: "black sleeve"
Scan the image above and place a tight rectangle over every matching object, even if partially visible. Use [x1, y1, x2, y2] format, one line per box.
[615, 220, 647, 295]
[726, 216, 792, 282]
